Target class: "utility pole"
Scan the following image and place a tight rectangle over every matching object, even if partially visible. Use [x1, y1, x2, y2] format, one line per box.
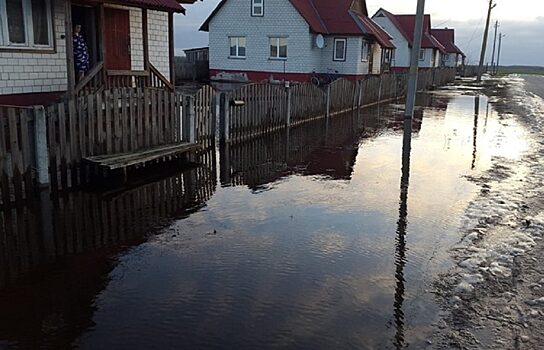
[477, 0, 497, 82]
[404, 0, 426, 119]
[496, 33, 505, 75]
[490, 20, 499, 75]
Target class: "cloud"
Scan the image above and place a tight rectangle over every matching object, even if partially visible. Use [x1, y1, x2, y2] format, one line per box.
[174, 0, 543, 66]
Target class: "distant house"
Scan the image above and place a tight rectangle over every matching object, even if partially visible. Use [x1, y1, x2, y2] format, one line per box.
[371, 9, 446, 72]
[430, 29, 465, 68]
[0, 0, 198, 106]
[200, 0, 395, 83]
[184, 47, 209, 63]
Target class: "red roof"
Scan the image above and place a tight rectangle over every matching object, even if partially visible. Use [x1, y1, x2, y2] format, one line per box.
[431, 29, 465, 56]
[200, 0, 395, 48]
[117, 0, 188, 13]
[375, 9, 446, 53]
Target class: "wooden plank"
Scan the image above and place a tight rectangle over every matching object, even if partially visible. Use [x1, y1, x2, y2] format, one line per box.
[84, 143, 199, 170]
[137, 88, 144, 148]
[0, 113, 11, 205]
[144, 89, 151, 147]
[113, 89, 122, 153]
[129, 89, 137, 151]
[121, 88, 129, 152]
[151, 89, 157, 146]
[46, 106, 59, 191]
[57, 103, 68, 188]
[19, 110, 33, 199]
[104, 91, 112, 154]
[158, 90, 164, 145]
[7, 109, 24, 203]
[96, 91, 104, 154]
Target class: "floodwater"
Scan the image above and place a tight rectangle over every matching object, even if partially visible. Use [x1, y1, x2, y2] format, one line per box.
[0, 89, 528, 349]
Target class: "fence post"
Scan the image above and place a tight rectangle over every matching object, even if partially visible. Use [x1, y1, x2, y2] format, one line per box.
[183, 95, 196, 144]
[326, 84, 331, 118]
[286, 85, 292, 127]
[219, 93, 230, 143]
[33, 106, 50, 187]
[358, 80, 363, 107]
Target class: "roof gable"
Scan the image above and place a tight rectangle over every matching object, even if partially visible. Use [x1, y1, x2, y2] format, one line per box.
[200, 0, 394, 48]
[115, 0, 188, 12]
[373, 9, 446, 52]
[431, 28, 465, 55]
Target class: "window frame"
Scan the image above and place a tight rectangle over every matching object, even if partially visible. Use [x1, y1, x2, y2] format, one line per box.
[228, 36, 246, 59]
[251, 0, 264, 17]
[333, 38, 347, 62]
[0, 0, 55, 52]
[361, 39, 370, 62]
[419, 48, 425, 61]
[269, 36, 287, 60]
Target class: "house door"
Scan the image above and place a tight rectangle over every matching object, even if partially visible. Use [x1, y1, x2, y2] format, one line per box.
[104, 8, 131, 70]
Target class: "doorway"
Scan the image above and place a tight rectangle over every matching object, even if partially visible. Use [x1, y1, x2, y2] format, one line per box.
[71, 5, 98, 67]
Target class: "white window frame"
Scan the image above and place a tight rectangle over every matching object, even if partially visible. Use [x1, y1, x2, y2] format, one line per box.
[333, 38, 347, 61]
[228, 36, 246, 58]
[251, 0, 264, 17]
[0, 0, 54, 50]
[419, 48, 425, 61]
[269, 36, 287, 60]
[361, 39, 370, 62]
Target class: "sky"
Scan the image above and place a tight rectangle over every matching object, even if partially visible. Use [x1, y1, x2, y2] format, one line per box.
[173, 0, 544, 66]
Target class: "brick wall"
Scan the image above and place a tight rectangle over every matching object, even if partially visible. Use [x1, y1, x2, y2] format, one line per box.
[0, 1, 67, 96]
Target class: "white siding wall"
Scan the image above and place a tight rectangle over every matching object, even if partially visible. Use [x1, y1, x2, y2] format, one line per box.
[419, 48, 434, 68]
[372, 13, 410, 68]
[148, 11, 170, 77]
[444, 53, 458, 67]
[370, 43, 382, 74]
[209, 0, 318, 76]
[208, 0, 372, 77]
[0, 1, 67, 95]
[127, 8, 170, 77]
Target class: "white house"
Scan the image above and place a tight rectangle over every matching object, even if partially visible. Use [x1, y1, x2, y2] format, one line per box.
[200, 0, 395, 83]
[0, 0, 196, 106]
[371, 9, 446, 72]
[430, 29, 465, 68]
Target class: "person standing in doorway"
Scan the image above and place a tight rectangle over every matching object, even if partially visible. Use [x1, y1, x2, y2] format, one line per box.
[73, 24, 90, 83]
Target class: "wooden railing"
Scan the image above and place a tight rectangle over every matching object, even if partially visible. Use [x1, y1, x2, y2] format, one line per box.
[149, 64, 174, 92]
[74, 62, 174, 97]
[106, 70, 149, 89]
[74, 61, 105, 97]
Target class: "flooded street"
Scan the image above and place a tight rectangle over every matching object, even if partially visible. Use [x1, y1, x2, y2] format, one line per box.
[0, 84, 532, 349]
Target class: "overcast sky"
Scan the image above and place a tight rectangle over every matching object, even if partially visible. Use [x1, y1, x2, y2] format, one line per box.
[173, 0, 543, 66]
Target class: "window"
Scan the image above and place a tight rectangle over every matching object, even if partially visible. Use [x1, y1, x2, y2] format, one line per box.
[251, 0, 263, 17]
[419, 49, 425, 61]
[361, 39, 370, 62]
[333, 38, 346, 61]
[229, 36, 246, 58]
[0, 0, 53, 49]
[269, 37, 287, 59]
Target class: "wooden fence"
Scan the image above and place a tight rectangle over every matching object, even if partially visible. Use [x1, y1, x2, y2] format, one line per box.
[0, 86, 215, 204]
[221, 68, 456, 143]
[0, 147, 217, 288]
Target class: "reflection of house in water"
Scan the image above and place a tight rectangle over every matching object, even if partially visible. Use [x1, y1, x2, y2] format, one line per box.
[0, 149, 216, 348]
[385, 93, 451, 132]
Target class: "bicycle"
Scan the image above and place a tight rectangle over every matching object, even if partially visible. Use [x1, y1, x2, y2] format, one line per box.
[310, 69, 340, 87]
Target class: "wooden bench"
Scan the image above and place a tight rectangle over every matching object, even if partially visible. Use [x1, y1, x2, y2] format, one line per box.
[84, 142, 200, 171]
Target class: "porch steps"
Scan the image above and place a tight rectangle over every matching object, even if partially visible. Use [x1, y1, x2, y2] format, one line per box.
[83, 142, 200, 171]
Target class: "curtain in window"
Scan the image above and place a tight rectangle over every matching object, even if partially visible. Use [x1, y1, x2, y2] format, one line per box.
[31, 0, 49, 45]
[6, 0, 26, 44]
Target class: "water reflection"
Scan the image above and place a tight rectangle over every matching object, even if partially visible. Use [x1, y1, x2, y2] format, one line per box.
[472, 96, 480, 170]
[0, 147, 217, 348]
[0, 91, 523, 349]
[393, 119, 413, 349]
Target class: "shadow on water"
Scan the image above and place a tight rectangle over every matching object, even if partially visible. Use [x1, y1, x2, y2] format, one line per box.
[0, 92, 461, 349]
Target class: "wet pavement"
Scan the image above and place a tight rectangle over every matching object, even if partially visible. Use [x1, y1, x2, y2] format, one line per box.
[0, 87, 529, 349]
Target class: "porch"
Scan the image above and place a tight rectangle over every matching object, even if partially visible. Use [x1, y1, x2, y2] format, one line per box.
[65, 0, 180, 98]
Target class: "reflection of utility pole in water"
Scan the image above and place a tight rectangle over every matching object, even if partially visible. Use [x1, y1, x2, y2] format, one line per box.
[472, 95, 480, 170]
[393, 118, 412, 349]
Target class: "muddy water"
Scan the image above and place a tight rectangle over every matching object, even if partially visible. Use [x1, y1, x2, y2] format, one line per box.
[0, 90, 528, 349]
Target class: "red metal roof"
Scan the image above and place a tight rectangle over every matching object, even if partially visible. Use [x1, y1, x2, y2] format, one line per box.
[431, 29, 465, 56]
[118, 0, 187, 13]
[376, 9, 446, 53]
[200, 0, 395, 48]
